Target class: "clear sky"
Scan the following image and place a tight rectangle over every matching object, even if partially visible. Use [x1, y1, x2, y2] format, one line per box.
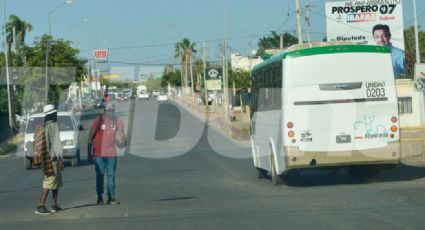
[3, 0, 425, 68]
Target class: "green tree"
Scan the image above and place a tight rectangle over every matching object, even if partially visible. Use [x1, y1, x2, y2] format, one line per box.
[5, 15, 32, 57]
[21, 34, 86, 105]
[404, 26, 425, 77]
[161, 68, 181, 88]
[174, 38, 196, 94]
[146, 77, 162, 91]
[228, 69, 251, 89]
[257, 31, 298, 56]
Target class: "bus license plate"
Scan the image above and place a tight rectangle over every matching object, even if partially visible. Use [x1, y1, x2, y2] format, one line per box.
[336, 135, 351, 144]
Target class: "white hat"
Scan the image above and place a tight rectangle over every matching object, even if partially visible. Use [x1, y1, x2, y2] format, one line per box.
[43, 104, 57, 115]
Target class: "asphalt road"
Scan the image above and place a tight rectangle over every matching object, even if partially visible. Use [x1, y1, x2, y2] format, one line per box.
[1, 99, 425, 230]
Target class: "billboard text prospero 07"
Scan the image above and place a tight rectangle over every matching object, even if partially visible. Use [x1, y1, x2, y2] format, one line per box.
[325, 0, 405, 76]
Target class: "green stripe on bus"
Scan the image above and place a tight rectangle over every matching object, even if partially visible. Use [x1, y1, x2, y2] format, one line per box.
[252, 45, 391, 72]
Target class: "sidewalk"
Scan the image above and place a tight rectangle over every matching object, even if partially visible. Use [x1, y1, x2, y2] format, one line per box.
[173, 96, 250, 142]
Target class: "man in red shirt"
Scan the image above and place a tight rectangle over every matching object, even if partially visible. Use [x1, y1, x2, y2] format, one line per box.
[88, 103, 126, 205]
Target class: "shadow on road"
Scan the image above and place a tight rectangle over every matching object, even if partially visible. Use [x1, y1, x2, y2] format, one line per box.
[154, 196, 195, 202]
[279, 163, 425, 187]
[61, 203, 98, 211]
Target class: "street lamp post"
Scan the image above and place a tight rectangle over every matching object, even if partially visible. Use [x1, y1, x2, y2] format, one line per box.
[45, 0, 73, 102]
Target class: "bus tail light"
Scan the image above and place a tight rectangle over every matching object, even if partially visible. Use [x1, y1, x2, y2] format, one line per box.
[390, 126, 398, 132]
[288, 131, 295, 138]
[391, 116, 398, 123]
[287, 122, 294, 129]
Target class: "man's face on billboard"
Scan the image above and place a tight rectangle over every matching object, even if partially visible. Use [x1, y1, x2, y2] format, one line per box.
[373, 29, 390, 46]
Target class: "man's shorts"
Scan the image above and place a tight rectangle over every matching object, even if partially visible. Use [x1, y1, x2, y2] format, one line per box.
[42, 161, 63, 190]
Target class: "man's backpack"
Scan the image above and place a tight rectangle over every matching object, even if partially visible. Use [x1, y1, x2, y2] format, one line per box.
[33, 124, 54, 176]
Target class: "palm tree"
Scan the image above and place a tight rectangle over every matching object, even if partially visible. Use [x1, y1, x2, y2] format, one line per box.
[174, 38, 196, 95]
[5, 15, 32, 63]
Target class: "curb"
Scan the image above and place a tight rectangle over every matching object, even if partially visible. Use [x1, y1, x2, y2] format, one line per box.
[173, 98, 250, 141]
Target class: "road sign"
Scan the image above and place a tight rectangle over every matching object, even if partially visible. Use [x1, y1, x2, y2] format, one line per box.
[206, 79, 222, 90]
[205, 68, 223, 80]
[93, 49, 109, 60]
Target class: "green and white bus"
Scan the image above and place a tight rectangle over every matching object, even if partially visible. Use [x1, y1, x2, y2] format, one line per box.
[250, 43, 400, 185]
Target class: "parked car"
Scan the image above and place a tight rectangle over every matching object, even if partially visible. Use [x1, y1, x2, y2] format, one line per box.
[24, 111, 83, 169]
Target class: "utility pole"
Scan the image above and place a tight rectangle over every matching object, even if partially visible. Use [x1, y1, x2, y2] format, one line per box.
[2, 0, 12, 130]
[295, 0, 303, 44]
[223, 1, 229, 122]
[305, 3, 312, 43]
[190, 54, 194, 95]
[280, 35, 283, 49]
[203, 41, 208, 109]
[249, 34, 253, 71]
[412, 0, 421, 63]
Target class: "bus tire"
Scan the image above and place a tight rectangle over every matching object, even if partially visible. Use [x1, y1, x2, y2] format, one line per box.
[256, 167, 267, 179]
[271, 155, 283, 185]
[24, 157, 32, 170]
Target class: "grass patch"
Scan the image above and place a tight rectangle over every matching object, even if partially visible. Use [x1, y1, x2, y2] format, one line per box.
[0, 133, 22, 155]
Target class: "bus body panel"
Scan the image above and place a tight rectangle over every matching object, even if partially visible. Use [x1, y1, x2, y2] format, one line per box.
[251, 44, 400, 176]
[251, 110, 285, 173]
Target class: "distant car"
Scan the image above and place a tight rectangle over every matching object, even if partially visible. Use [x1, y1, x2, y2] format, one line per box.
[93, 99, 106, 109]
[157, 93, 168, 102]
[81, 98, 93, 108]
[122, 89, 132, 100]
[152, 90, 160, 97]
[138, 91, 150, 100]
[24, 112, 83, 169]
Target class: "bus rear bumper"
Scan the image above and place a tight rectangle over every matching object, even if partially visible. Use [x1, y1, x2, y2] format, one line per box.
[285, 141, 400, 169]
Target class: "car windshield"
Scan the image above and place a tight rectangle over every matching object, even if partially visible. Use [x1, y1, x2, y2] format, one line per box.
[57, 116, 75, 131]
[25, 117, 44, 134]
[26, 115, 74, 134]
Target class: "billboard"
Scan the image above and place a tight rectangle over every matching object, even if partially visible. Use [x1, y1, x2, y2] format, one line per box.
[325, 0, 405, 76]
[93, 49, 109, 60]
[205, 68, 223, 80]
[206, 80, 222, 90]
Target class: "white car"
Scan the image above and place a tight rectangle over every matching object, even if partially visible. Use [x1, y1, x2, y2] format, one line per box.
[152, 90, 161, 97]
[138, 91, 150, 100]
[24, 111, 83, 169]
[157, 94, 168, 102]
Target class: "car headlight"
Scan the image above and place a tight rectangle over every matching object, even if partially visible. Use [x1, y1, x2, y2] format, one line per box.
[62, 140, 74, 146]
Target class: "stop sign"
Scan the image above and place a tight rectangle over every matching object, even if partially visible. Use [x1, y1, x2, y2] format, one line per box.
[93, 49, 108, 60]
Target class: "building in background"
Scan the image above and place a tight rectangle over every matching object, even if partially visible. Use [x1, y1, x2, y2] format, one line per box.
[231, 53, 263, 72]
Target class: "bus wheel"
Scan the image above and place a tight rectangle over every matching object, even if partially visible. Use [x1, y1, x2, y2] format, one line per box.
[256, 167, 267, 179]
[271, 155, 283, 185]
[24, 157, 32, 170]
